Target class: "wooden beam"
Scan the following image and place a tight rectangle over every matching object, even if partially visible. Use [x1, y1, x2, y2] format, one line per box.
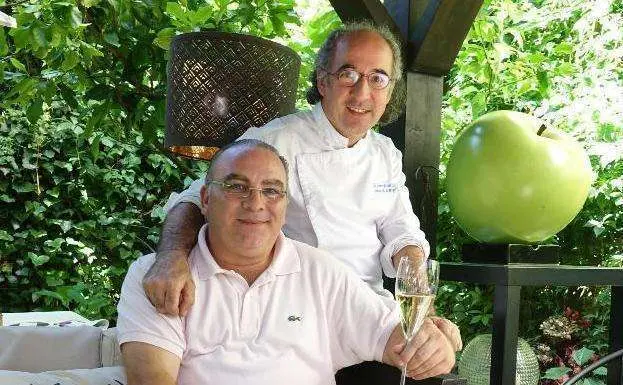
[404, 72, 443, 257]
[328, 0, 405, 47]
[381, 0, 409, 39]
[378, 0, 427, 152]
[409, 0, 483, 76]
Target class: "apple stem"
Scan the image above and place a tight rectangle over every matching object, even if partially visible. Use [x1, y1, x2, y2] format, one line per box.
[537, 124, 547, 136]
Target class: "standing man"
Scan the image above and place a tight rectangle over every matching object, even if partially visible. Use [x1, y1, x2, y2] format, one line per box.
[144, 21, 462, 380]
[118, 140, 455, 384]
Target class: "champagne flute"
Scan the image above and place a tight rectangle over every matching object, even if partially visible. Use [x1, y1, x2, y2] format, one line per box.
[395, 257, 440, 385]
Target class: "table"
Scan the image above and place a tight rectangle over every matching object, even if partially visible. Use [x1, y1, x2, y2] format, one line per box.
[440, 262, 623, 385]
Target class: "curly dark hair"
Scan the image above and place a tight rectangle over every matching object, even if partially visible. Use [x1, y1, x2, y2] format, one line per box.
[305, 20, 406, 126]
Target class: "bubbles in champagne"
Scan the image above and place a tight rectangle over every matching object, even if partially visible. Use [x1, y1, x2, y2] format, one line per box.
[396, 293, 434, 340]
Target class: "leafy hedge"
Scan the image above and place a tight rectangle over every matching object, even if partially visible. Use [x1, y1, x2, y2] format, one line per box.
[0, 0, 322, 319]
[0, 106, 186, 318]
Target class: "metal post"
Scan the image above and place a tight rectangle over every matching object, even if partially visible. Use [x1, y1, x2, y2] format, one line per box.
[608, 286, 623, 385]
[491, 285, 521, 385]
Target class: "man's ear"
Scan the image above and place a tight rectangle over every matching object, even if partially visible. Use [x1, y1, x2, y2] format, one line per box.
[317, 70, 327, 97]
[200, 185, 210, 217]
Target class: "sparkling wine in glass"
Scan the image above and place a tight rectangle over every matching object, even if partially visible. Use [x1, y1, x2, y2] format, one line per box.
[395, 257, 440, 385]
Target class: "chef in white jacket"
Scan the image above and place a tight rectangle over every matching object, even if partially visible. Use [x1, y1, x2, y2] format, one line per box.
[143, 21, 462, 381]
[166, 102, 425, 297]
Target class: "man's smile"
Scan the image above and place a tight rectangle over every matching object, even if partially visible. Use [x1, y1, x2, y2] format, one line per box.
[346, 105, 370, 114]
[238, 218, 269, 225]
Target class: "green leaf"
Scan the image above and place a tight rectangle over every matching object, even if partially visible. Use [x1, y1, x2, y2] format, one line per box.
[13, 182, 36, 193]
[68, 6, 83, 28]
[32, 27, 47, 48]
[85, 84, 112, 101]
[556, 62, 575, 76]
[9, 58, 27, 73]
[165, 2, 186, 20]
[0, 230, 14, 241]
[554, 41, 574, 56]
[537, 70, 549, 96]
[61, 51, 80, 70]
[4, 77, 38, 101]
[593, 366, 607, 376]
[154, 27, 176, 50]
[26, 98, 44, 123]
[26, 3, 43, 12]
[10, 27, 32, 51]
[573, 347, 595, 366]
[44, 238, 65, 251]
[49, 26, 64, 47]
[0, 28, 8, 56]
[58, 83, 80, 109]
[0, 194, 16, 203]
[189, 6, 212, 26]
[45, 275, 66, 287]
[41, 69, 63, 79]
[32, 289, 68, 307]
[80, 42, 104, 58]
[542, 367, 571, 380]
[470, 92, 486, 118]
[101, 136, 114, 147]
[90, 134, 101, 160]
[81, 0, 100, 7]
[28, 252, 50, 266]
[104, 31, 120, 47]
[578, 378, 606, 385]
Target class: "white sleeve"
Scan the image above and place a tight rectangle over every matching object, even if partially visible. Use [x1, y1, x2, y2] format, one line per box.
[329, 266, 400, 369]
[377, 146, 430, 278]
[116, 254, 186, 358]
[164, 177, 204, 213]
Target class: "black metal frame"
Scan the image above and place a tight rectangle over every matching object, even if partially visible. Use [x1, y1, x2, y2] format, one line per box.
[441, 262, 623, 385]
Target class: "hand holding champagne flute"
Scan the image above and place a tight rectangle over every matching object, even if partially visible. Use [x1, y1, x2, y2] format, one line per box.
[395, 257, 440, 385]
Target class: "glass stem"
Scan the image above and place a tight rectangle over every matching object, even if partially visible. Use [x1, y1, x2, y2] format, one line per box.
[399, 335, 412, 385]
[400, 362, 407, 385]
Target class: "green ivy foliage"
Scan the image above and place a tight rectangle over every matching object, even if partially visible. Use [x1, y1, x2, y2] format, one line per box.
[0, 0, 320, 319]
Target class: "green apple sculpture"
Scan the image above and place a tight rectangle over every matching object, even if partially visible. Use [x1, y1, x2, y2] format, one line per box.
[446, 110, 593, 243]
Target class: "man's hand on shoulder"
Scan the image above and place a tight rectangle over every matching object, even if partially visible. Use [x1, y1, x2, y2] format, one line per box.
[383, 317, 456, 380]
[142, 249, 195, 316]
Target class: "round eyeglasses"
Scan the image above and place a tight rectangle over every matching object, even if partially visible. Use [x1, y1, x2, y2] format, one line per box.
[207, 180, 287, 201]
[323, 68, 393, 90]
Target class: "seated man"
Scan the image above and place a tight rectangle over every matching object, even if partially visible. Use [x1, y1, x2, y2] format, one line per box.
[117, 139, 455, 384]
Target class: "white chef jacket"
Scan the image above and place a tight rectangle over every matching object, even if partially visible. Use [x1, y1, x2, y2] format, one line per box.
[165, 103, 430, 296]
[117, 226, 400, 385]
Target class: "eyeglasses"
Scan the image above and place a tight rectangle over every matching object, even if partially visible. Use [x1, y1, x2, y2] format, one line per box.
[322, 67, 393, 90]
[207, 180, 287, 201]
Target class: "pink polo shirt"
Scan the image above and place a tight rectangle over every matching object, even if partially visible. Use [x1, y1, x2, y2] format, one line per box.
[117, 225, 399, 385]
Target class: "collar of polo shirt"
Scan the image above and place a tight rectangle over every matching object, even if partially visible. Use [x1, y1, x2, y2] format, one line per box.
[193, 224, 301, 282]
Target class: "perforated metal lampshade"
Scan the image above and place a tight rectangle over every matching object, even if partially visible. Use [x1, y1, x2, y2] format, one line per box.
[165, 31, 301, 160]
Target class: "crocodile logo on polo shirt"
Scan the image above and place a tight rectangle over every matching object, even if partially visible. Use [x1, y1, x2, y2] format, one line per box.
[287, 315, 302, 322]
